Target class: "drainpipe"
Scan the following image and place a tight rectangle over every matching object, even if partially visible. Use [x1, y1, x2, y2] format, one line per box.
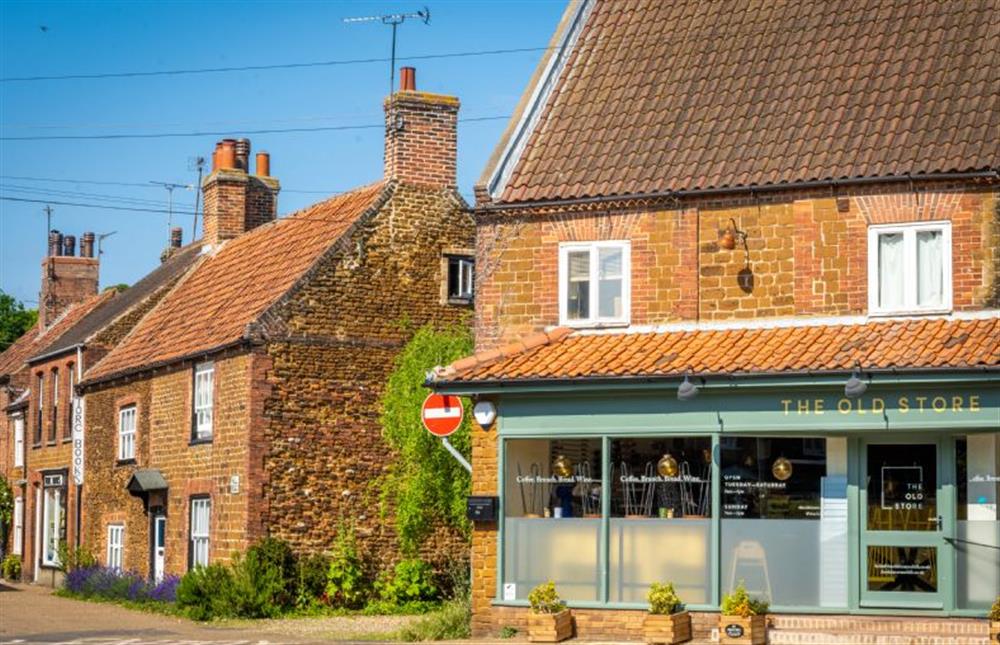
[75, 347, 83, 549]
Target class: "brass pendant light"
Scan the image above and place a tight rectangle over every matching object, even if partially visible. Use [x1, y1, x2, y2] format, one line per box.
[657, 453, 679, 478]
[552, 455, 573, 478]
[772, 456, 793, 481]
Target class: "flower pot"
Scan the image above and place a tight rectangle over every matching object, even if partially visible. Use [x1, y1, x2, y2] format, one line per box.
[719, 614, 766, 645]
[528, 609, 573, 642]
[990, 620, 1000, 643]
[643, 610, 692, 644]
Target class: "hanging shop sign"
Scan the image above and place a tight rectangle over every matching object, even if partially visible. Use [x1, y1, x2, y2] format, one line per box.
[71, 396, 85, 485]
[421, 393, 464, 437]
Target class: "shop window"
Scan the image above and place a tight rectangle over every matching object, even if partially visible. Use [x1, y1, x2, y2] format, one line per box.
[866, 443, 937, 531]
[720, 437, 847, 609]
[559, 241, 630, 327]
[189, 496, 211, 569]
[868, 222, 952, 314]
[118, 405, 136, 462]
[955, 435, 1000, 610]
[503, 438, 602, 602]
[445, 255, 474, 303]
[41, 473, 66, 567]
[107, 525, 125, 571]
[192, 362, 214, 441]
[608, 437, 713, 604]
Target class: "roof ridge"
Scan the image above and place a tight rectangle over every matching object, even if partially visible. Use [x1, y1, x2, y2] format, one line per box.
[432, 326, 573, 380]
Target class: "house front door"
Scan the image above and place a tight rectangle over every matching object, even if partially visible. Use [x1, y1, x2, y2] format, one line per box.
[152, 514, 166, 582]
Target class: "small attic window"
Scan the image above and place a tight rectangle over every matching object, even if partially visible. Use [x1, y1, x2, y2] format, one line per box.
[445, 254, 474, 304]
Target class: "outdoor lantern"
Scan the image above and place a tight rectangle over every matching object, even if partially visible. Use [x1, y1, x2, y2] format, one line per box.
[845, 366, 868, 398]
[473, 399, 497, 428]
[772, 456, 793, 481]
[657, 453, 679, 478]
[677, 374, 699, 401]
[719, 217, 746, 251]
[552, 455, 573, 478]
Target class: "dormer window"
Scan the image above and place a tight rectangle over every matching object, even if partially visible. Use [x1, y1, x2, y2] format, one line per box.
[559, 241, 630, 327]
[868, 222, 952, 315]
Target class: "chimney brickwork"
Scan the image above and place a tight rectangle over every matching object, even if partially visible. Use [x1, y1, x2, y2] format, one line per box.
[201, 138, 280, 247]
[383, 69, 460, 189]
[39, 244, 99, 327]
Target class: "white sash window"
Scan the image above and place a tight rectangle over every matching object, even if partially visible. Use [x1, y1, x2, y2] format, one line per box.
[868, 222, 952, 315]
[189, 497, 211, 568]
[118, 405, 136, 461]
[106, 525, 124, 571]
[559, 241, 631, 327]
[193, 362, 214, 440]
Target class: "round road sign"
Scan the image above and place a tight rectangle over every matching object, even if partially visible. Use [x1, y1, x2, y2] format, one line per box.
[421, 393, 464, 437]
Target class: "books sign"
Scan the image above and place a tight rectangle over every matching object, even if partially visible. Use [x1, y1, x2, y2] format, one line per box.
[71, 396, 85, 485]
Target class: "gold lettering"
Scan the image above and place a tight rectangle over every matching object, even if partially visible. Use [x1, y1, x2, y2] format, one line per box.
[970, 395, 980, 412]
[815, 399, 825, 415]
[932, 396, 947, 413]
[872, 398, 885, 415]
[899, 396, 909, 413]
[781, 400, 792, 415]
[797, 400, 810, 414]
[916, 396, 927, 412]
[952, 396, 963, 412]
[857, 399, 867, 415]
[838, 398, 852, 414]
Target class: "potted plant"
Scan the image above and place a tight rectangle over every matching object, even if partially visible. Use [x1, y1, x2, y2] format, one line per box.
[643, 582, 691, 644]
[990, 596, 1000, 643]
[719, 582, 769, 645]
[527, 581, 572, 642]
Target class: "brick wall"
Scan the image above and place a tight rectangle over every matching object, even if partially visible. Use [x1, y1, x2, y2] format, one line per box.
[384, 92, 459, 190]
[38, 256, 98, 328]
[201, 169, 280, 247]
[474, 185, 998, 350]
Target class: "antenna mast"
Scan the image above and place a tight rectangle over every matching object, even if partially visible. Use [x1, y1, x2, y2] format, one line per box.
[150, 181, 193, 242]
[188, 156, 206, 241]
[344, 6, 430, 93]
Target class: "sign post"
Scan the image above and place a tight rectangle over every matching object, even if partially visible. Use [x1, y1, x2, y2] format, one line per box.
[421, 393, 470, 472]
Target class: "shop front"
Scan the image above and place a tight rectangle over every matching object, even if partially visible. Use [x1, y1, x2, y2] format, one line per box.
[471, 376, 999, 618]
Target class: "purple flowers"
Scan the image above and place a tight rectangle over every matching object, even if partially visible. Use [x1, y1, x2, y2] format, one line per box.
[64, 566, 178, 604]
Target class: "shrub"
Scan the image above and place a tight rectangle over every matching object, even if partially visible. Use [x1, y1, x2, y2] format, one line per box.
[499, 626, 518, 639]
[1, 554, 21, 580]
[227, 549, 288, 618]
[720, 581, 769, 617]
[176, 564, 235, 621]
[376, 558, 439, 605]
[648, 581, 683, 615]
[989, 596, 1000, 621]
[63, 565, 174, 604]
[57, 542, 97, 572]
[395, 595, 471, 641]
[325, 527, 370, 609]
[247, 537, 297, 604]
[148, 575, 181, 603]
[296, 552, 331, 608]
[527, 581, 566, 615]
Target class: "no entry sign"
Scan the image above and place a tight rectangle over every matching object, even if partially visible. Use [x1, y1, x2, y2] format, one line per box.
[421, 393, 464, 437]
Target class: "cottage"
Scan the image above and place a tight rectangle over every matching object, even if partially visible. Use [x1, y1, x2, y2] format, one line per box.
[75, 68, 475, 579]
[430, 0, 999, 641]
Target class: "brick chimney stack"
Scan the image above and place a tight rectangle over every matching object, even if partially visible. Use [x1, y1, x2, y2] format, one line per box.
[201, 138, 280, 247]
[39, 229, 99, 327]
[383, 67, 460, 189]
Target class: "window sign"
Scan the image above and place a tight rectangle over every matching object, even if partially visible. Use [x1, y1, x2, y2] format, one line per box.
[867, 444, 937, 532]
[867, 546, 938, 593]
[721, 438, 825, 519]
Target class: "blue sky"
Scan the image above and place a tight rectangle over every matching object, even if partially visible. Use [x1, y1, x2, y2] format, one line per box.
[0, 0, 565, 306]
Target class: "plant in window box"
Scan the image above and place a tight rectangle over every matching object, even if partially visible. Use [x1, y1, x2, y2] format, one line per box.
[643, 582, 691, 644]
[719, 582, 769, 645]
[989, 596, 1000, 642]
[527, 581, 572, 642]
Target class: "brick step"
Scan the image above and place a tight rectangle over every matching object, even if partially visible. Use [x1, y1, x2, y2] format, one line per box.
[768, 614, 987, 636]
[767, 630, 986, 645]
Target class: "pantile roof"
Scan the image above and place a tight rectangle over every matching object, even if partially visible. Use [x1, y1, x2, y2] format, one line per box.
[0, 291, 114, 380]
[433, 317, 1000, 383]
[85, 182, 388, 383]
[496, 0, 998, 203]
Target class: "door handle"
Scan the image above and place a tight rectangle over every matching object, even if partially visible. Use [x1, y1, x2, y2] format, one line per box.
[933, 515, 943, 530]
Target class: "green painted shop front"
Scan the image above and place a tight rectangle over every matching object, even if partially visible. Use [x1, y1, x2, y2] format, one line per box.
[466, 374, 1000, 617]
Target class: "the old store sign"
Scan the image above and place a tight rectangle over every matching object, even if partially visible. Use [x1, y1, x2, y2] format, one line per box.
[780, 394, 985, 416]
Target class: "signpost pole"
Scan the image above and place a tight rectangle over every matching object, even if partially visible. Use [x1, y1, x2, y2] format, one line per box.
[441, 437, 471, 473]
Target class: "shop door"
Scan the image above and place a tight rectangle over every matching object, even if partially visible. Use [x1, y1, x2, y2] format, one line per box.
[860, 439, 947, 609]
[152, 515, 166, 582]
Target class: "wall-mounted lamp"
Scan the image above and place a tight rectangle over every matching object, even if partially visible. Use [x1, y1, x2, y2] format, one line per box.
[473, 399, 497, 428]
[677, 374, 700, 401]
[844, 365, 868, 398]
[719, 218, 748, 251]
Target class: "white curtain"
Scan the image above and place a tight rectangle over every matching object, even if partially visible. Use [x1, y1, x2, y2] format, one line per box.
[878, 233, 904, 309]
[917, 230, 943, 306]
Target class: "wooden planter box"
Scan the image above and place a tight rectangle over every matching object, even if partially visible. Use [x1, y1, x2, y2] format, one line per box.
[643, 610, 692, 644]
[528, 609, 573, 642]
[719, 614, 767, 645]
[990, 620, 1000, 643]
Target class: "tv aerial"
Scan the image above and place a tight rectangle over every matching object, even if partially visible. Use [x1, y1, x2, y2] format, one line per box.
[344, 6, 430, 93]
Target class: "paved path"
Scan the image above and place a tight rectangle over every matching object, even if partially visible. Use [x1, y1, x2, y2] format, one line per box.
[0, 582, 399, 644]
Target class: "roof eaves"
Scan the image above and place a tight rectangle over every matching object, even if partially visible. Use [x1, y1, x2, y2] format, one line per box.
[79, 338, 249, 391]
[481, 0, 594, 200]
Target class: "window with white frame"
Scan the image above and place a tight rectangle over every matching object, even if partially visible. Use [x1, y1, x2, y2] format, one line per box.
[189, 497, 211, 569]
[35, 373, 44, 445]
[559, 241, 630, 326]
[118, 405, 136, 461]
[13, 496, 23, 555]
[41, 474, 65, 567]
[65, 367, 75, 440]
[106, 524, 124, 571]
[14, 415, 24, 468]
[192, 362, 214, 441]
[868, 222, 952, 314]
[50, 368, 58, 443]
[446, 255, 474, 302]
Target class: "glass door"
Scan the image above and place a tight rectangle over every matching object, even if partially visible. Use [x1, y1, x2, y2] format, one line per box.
[860, 439, 947, 609]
